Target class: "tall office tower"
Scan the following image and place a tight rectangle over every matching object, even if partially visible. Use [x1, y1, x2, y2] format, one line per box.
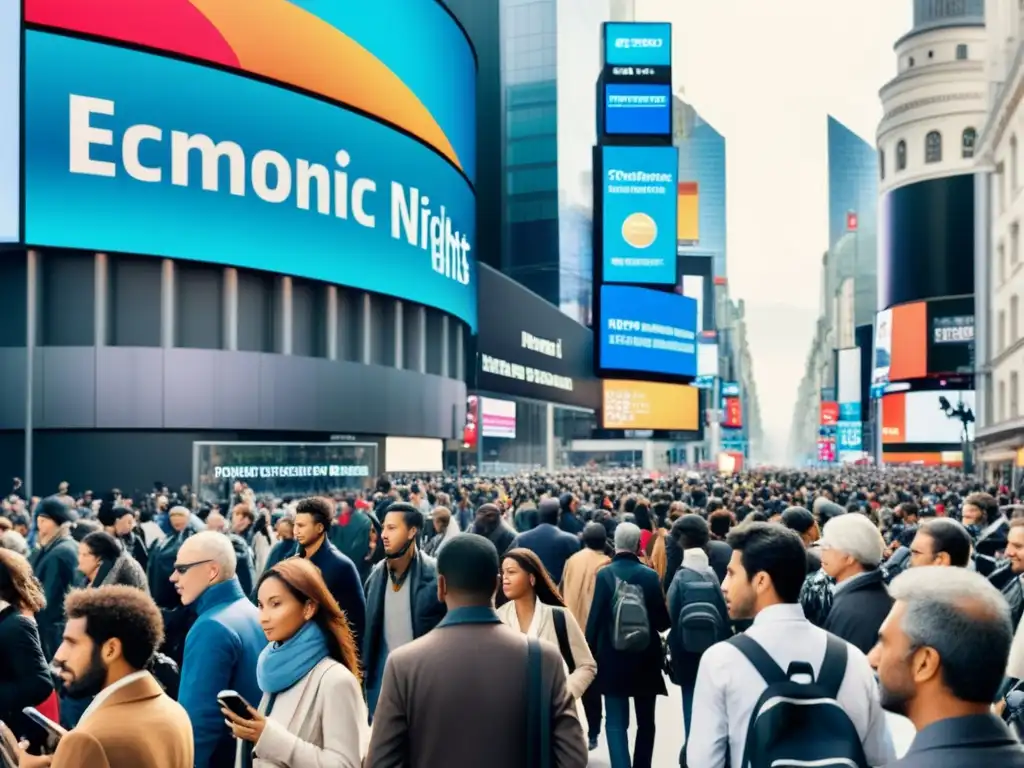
[974, 0, 1024, 480]
[500, 0, 623, 324]
[875, 0, 987, 468]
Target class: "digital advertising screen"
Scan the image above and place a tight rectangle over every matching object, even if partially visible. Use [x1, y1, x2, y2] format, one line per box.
[888, 301, 927, 381]
[837, 422, 863, 453]
[837, 347, 861, 404]
[598, 285, 698, 378]
[721, 380, 740, 398]
[476, 265, 600, 410]
[881, 390, 975, 445]
[480, 397, 517, 439]
[817, 439, 836, 463]
[603, 22, 672, 67]
[928, 296, 974, 375]
[677, 182, 699, 245]
[820, 402, 839, 426]
[603, 83, 672, 137]
[602, 379, 698, 431]
[22, 0, 479, 329]
[872, 308, 892, 395]
[600, 146, 678, 285]
[0, 1, 18, 243]
[723, 396, 742, 429]
[696, 340, 719, 379]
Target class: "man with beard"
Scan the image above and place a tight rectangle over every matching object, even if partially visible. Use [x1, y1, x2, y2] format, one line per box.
[12, 585, 192, 768]
[472, 503, 516, 557]
[869, 567, 1024, 766]
[361, 502, 446, 720]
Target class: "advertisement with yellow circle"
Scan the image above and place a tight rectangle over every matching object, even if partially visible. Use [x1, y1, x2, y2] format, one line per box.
[601, 145, 678, 285]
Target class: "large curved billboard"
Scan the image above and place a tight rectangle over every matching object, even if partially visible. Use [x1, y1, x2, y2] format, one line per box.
[878, 174, 974, 309]
[21, 0, 478, 329]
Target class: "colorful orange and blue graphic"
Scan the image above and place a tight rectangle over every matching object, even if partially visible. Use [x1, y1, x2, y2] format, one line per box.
[24, 0, 476, 179]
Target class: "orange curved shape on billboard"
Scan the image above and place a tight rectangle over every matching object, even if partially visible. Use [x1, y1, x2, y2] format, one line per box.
[186, 0, 462, 171]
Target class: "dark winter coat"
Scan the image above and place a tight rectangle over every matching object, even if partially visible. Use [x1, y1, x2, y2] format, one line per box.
[29, 533, 79, 659]
[822, 569, 894, 655]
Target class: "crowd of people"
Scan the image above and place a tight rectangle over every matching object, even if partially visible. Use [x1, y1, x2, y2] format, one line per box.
[0, 468, 1024, 767]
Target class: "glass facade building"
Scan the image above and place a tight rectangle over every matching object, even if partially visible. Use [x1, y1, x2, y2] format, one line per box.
[500, 0, 613, 325]
[675, 99, 728, 279]
[827, 116, 879, 327]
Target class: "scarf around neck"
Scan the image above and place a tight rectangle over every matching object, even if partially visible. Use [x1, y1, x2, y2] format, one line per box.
[256, 620, 330, 695]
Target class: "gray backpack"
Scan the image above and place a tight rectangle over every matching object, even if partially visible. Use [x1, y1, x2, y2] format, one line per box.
[610, 575, 650, 652]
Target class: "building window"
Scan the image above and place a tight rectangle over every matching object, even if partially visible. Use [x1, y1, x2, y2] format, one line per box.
[1014, 372, 1021, 419]
[1014, 295, 1021, 343]
[1000, 241, 1007, 285]
[908, 56, 915, 67]
[1000, 309, 1008, 352]
[896, 140, 907, 171]
[879, 149, 885, 180]
[1013, 135, 1020, 192]
[1013, 222, 1020, 265]
[928, 50, 934, 58]
[957, 44, 968, 60]
[1000, 379, 1008, 422]
[925, 131, 942, 163]
[1001, 162, 1008, 213]
[962, 127, 977, 158]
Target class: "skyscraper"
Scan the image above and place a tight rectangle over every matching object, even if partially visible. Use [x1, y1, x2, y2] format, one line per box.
[674, 98, 728, 279]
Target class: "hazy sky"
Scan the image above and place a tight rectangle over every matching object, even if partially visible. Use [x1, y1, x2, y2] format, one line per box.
[635, 0, 912, 459]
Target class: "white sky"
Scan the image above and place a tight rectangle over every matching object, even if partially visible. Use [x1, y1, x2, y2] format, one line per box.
[635, 0, 912, 460]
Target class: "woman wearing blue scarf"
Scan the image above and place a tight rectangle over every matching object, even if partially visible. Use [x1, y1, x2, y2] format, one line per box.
[222, 558, 367, 767]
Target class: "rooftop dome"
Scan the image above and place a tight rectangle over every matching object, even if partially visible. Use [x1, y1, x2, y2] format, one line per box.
[912, 0, 984, 31]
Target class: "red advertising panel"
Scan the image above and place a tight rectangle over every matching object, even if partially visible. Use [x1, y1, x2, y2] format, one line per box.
[889, 302, 927, 381]
[462, 396, 478, 448]
[881, 392, 906, 444]
[819, 401, 839, 426]
[723, 396, 742, 428]
[817, 439, 836, 462]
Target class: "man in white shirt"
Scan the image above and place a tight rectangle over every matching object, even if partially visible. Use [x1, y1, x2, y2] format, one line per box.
[687, 522, 895, 768]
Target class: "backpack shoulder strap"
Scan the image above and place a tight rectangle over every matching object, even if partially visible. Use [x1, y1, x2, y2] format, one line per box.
[552, 608, 576, 674]
[816, 634, 849, 699]
[728, 634, 788, 686]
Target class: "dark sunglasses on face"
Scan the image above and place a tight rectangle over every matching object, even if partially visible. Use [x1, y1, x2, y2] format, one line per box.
[172, 559, 213, 575]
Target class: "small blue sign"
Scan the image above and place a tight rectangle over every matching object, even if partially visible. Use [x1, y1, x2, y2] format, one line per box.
[604, 23, 672, 67]
[601, 146, 678, 285]
[839, 402, 861, 422]
[721, 381, 740, 398]
[599, 285, 697, 378]
[693, 375, 715, 390]
[837, 422, 863, 452]
[604, 83, 671, 136]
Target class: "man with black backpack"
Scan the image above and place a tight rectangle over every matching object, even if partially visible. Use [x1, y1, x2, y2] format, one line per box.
[666, 514, 730, 766]
[687, 523, 894, 768]
[585, 522, 671, 768]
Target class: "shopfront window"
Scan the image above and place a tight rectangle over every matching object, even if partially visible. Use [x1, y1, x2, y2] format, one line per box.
[194, 441, 378, 503]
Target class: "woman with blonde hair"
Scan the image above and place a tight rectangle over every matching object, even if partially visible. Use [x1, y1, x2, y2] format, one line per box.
[497, 548, 596, 726]
[224, 557, 367, 768]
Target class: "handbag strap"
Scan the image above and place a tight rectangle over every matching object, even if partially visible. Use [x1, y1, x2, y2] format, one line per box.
[552, 608, 576, 674]
[526, 638, 551, 768]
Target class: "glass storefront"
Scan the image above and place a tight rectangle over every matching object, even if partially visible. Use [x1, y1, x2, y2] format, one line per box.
[475, 396, 595, 473]
[194, 441, 378, 503]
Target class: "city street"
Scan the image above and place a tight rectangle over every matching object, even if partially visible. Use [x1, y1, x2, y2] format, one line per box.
[587, 680, 916, 766]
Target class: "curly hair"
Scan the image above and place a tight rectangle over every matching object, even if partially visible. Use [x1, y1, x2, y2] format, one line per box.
[64, 586, 164, 670]
[0, 549, 45, 613]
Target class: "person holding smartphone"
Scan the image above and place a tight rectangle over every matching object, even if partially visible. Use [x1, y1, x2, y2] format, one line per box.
[221, 558, 367, 768]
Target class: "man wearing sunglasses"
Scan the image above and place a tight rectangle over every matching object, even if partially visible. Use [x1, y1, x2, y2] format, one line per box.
[171, 532, 266, 768]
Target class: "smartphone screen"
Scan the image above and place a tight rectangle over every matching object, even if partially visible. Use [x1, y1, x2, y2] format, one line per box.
[217, 692, 252, 720]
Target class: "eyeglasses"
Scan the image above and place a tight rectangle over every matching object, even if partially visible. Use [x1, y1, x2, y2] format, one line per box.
[172, 559, 213, 575]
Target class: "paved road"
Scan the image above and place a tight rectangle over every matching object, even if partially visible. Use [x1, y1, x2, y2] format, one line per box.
[586, 679, 916, 767]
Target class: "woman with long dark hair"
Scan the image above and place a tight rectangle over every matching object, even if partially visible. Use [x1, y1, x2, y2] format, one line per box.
[0, 549, 57, 738]
[223, 557, 367, 768]
[496, 548, 596, 721]
[77, 530, 148, 590]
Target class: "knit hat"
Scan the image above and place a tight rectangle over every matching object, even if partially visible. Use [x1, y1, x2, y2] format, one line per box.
[36, 496, 74, 527]
[819, 513, 885, 566]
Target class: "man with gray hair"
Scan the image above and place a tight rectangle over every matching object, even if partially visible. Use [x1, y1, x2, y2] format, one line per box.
[819, 513, 893, 654]
[869, 566, 1024, 766]
[172, 531, 266, 768]
[585, 522, 671, 767]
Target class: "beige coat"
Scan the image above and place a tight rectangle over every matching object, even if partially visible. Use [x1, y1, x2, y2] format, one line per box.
[561, 547, 610, 630]
[496, 600, 597, 700]
[235, 658, 368, 768]
[50, 674, 193, 768]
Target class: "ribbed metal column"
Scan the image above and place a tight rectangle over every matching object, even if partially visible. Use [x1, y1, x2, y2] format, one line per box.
[223, 267, 238, 351]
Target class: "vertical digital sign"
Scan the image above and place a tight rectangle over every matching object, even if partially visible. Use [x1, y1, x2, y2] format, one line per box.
[600, 146, 678, 284]
[0, 0, 19, 243]
[600, 21, 672, 141]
